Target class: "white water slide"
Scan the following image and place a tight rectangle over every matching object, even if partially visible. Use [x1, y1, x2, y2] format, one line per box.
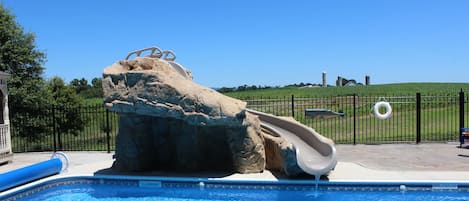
[246, 109, 337, 177]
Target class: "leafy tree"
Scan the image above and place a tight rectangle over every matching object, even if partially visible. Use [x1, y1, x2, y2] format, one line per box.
[0, 4, 50, 139]
[47, 77, 84, 132]
[90, 77, 103, 98]
[91, 77, 102, 88]
[70, 78, 90, 94]
[217, 87, 235, 93]
[0, 4, 46, 90]
[237, 85, 248, 91]
[8, 79, 51, 140]
[70, 77, 103, 99]
[48, 77, 83, 105]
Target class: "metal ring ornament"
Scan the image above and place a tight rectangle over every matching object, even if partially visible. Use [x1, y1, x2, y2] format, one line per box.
[162, 50, 176, 61]
[148, 47, 163, 58]
[125, 46, 163, 60]
[374, 101, 392, 119]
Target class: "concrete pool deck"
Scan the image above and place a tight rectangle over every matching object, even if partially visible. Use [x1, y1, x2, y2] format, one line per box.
[2, 143, 469, 181]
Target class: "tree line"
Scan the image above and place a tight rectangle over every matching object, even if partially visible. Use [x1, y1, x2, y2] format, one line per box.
[0, 4, 103, 141]
[217, 82, 322, 93]
[69, 77, 103, 99]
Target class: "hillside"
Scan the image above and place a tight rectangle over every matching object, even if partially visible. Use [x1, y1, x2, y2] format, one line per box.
[223, 83, 469, 99]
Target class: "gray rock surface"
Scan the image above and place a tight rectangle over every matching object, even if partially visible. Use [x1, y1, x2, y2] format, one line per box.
[102, 56, 302, 176]
[103, 57, 265, 173]
[103, 57, 246, 127]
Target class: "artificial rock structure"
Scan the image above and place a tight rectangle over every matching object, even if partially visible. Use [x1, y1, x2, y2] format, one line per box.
[103, 47, 302, 175]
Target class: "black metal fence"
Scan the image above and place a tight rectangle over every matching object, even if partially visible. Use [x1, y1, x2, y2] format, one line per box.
[245, 91, 469, 144]
[11, 105, 118, 153]
[9, 91, 469, 152]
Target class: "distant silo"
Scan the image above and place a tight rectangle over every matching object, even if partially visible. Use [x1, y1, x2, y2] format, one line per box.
[322, 72, 327, 87]
[336, 76, 343, 87]
[365, 75, 370, 86]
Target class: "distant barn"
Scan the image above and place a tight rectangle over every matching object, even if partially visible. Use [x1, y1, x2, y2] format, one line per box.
[336, 76, 364, 87]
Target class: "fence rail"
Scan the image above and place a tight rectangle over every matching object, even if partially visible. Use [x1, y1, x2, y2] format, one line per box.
[11, 105, 118, 153]
[245, 91, 468, 144]
[0, 124, 11, 153]
[9, 91, 469, 152]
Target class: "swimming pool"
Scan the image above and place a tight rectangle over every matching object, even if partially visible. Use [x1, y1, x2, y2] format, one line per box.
[1, 176, 469, 201]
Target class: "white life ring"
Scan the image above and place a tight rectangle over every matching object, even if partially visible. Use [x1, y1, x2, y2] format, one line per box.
[374, 101, 392, 119]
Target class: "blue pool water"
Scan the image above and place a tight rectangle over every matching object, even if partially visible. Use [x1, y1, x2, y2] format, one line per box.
[2, 176, 469, 201]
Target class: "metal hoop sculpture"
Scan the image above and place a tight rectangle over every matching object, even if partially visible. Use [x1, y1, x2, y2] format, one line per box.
[125, 46, 163, 60]
[162, 50, 176, 61]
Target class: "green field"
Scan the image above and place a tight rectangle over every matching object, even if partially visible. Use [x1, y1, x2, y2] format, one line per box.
[224, 83, 469, 99]
[224, 83, 468, 144]
[82, 83, 469, 103]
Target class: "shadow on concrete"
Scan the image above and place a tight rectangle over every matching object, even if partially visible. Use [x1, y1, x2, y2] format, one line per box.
[459, 145, 469, 149]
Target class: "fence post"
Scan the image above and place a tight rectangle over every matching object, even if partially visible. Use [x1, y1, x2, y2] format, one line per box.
[460, 89, 465, 135]
[52, 106, 57, 152]
[353, 94, 356, 145]
[416, 92, 421, 144]
[57, 106, 63, 151]
[106, 108, 111, 153]
[291, 95, 295, 117]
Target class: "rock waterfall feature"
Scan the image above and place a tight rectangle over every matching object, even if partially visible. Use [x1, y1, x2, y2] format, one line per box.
[102, 46, 322, 176]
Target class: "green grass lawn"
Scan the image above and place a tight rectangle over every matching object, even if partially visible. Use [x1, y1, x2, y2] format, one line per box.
[83, 98, 104, 106]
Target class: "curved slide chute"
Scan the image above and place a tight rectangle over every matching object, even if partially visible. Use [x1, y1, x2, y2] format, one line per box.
[246, 109, 337, 177]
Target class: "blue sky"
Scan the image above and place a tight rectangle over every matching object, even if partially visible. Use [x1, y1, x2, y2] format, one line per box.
[1, 0, 468, 87]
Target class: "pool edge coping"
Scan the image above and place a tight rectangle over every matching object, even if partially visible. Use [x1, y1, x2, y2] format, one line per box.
[3, 173, 469, 198]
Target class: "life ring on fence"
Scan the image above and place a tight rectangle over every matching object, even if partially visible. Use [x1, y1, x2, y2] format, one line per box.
[374, 101, 392, 119]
